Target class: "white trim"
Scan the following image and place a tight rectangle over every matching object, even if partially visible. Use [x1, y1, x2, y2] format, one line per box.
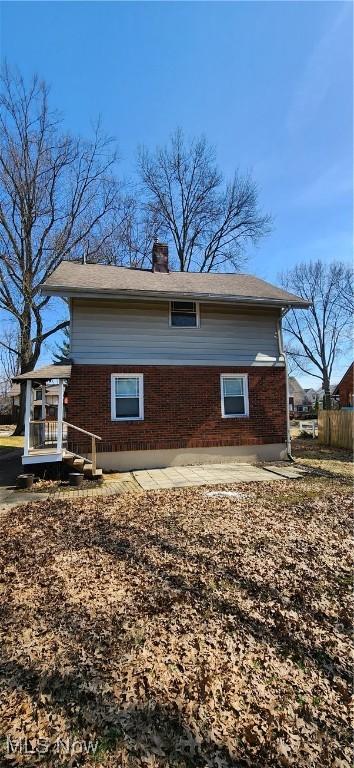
[69, 298, 73, 357]
[41, 384, 46, 420]
[220, 373, 249, 418]
[169, 300, 200, 328]
[74, 358, 285, 367]
[22, 453, 63, 465]
[24, 379, 32, 456]
[278, 314, 291, 457]
[56, 380, 64, 452]
[111, 373, 144, 421]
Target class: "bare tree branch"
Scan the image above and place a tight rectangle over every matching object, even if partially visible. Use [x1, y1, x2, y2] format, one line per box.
[30, 319, 69, 346]
[0, 65, 125, 431]
[137, 128, 271, 273]
[281, 260, 353, 408]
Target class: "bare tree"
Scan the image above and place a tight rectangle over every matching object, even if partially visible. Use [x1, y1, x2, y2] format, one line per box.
[138, 129, 271, 272]
[0, 66, 125, 432]
[339, 267, 354, 316]
[0, 324, 20, 396]
[281, 260, 353, 408]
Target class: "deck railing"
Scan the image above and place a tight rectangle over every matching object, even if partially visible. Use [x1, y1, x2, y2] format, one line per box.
[29, 420, 63, 450]
[62, 421, 102, 474]
[26, 419, 102, 474]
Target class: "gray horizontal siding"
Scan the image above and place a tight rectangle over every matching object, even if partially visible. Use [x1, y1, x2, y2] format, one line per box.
[71, 299, 283, 365]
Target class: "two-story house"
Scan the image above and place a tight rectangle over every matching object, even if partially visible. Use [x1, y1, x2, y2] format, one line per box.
[16, 243, 309, 472]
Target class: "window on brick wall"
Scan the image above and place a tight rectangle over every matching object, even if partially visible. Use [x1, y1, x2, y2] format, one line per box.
[111, 374, 144, 421]
[220, 374, 249, 418]
[169, 301, 199, 327]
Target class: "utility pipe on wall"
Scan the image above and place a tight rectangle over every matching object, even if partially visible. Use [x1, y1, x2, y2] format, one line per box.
[277, 309, 293, 461]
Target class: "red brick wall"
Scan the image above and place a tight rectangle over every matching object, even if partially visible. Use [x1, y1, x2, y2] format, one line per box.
[337, 363, 354, 407]
[67, 365, 287, 453]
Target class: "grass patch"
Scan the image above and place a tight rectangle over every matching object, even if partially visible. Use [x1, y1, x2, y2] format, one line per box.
[0, 434, 24, 453]
[291, 438, 353, 484]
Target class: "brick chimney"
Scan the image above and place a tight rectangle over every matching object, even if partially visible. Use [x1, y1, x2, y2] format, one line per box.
[152, 241, 169, 273]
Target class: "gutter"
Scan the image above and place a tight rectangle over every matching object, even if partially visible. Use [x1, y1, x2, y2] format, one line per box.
[277, 308, 293, 461]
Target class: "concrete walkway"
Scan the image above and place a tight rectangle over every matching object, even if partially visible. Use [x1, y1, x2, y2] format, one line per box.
[132, 462, 304, 490]
[0, 476, 139, 511]
[0, 451, 306, 511]
[0, 453, 139, 512]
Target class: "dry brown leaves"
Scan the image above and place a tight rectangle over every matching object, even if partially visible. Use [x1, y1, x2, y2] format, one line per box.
[0, 467, 352, 767]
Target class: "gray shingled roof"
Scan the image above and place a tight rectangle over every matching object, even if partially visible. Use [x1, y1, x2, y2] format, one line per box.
[42, 261, 309, 307]
[8, 382, 61, 396]
[13, 364, 71, 382]
[8, 383, 20, 397]
[288, 377, 306, 399]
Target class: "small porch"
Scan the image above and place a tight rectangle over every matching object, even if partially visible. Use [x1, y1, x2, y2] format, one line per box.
[13, 364, 102, 477]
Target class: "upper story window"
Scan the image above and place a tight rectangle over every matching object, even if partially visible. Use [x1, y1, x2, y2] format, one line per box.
[169, 301, 199, 328]
[111, 374, 144, 421]
[34, 389, 42, 401]
[220, 374, 249, 418]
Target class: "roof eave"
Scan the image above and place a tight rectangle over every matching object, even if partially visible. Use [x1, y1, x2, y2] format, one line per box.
[13, 364, 72, 382]
[41, 284, 310, 309]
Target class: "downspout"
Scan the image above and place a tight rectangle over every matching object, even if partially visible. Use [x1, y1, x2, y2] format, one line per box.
[277, 309, 293, 462]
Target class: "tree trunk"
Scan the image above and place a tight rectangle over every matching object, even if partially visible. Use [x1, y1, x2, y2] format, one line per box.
[13, 308, 38, 435]
[322, 372, 331, 411]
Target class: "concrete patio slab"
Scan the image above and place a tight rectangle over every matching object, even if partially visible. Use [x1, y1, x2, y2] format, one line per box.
[133, 462, 285, 490]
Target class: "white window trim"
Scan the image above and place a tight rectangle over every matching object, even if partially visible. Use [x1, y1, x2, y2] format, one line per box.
[111, 373, 144, 421]
[169, 301, 200, 329]
[220, 373, 249, 418]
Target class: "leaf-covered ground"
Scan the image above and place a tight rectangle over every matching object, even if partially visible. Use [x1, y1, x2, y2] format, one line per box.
[0, 442, 352, 767]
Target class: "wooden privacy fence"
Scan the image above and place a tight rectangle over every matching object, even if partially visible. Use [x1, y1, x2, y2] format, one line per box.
[318, 410, 354, 450]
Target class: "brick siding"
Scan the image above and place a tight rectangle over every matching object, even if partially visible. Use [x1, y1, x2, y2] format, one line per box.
[337, 363, 354, 407]
[67, 365, 287, 453]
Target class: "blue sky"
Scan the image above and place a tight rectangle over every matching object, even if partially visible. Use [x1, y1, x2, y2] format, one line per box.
[1, 1, 353, 385]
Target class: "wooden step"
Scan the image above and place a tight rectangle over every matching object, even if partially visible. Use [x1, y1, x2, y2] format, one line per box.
[63, 455, 75, 467]
[72, 457, 85, 471]
[62, 452, 102, 478]
[83, 464, 103, 478]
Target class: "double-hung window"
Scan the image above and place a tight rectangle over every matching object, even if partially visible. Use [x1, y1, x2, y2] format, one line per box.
[220, 374, 249, 418]
[169, 301, 199, 328]
[111, 374, 144, 421]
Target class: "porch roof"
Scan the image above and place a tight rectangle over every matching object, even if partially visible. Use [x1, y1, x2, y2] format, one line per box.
[13, 364, 72, 383]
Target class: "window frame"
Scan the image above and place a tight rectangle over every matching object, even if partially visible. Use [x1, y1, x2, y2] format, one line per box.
[220, 373, 249, 419]
[169, 300, 200, 329]
[111, 373, 144, 422]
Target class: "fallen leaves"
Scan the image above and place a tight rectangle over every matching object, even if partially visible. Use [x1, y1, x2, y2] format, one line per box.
[0, 456, 352, 767]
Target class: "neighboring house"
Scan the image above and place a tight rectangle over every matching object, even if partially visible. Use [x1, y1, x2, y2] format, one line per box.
[0, 394, 11, 415]
[32, 384, 60, 420]
[15, 243, 309, 471]
[9, 382, 60, 421]
[333, 363, 354, 408]
[288, 377, 315, 417]
[8, 383, 20, 418]
[304, 388, 318, 406]
[316, 384, 338, 410]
